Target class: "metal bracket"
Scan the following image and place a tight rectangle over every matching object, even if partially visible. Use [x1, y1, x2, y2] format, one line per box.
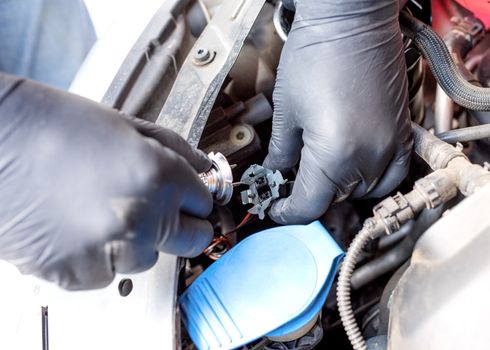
[155, 0, 267, 147]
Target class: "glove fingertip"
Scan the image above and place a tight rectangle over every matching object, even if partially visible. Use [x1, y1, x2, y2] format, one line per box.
[262, 154, 277, 170]
[267, 198, 290, 225]
[269, 196, 319, 225]
[111, 241, 159, 275]
[191, 149, 212, 173]
[262, 153, 293, 174]
[264, 128, 302, 173]
[125, 116, 210, 172]
[187, 227, 213, 258]
[183, 219, 213, 258]
[160, 215, 213, 258]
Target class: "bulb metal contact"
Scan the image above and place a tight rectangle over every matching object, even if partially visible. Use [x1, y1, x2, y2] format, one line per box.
[199, 152, 233, 205]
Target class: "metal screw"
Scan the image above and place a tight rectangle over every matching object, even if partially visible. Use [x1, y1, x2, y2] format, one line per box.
[195, 48, 210, 61]
[118, 278, 133, 297]
[193, 48, 215, 65]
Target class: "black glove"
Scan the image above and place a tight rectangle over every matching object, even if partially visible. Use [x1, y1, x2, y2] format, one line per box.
[264, 0, 413, 224]
[0, 73, 213, 290]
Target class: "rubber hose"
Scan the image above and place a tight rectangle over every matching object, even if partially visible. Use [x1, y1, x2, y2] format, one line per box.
[437, 124, 490, 143]
[400, 12, 490, 111]
[470, 110, 490, 125]
[351, 207, 442, 290]
[411, 122, 464, 170]
[337, 219, 384, 350]
[443, 17, 483, 86]
[434, 16, 483, 134]
[337, 124, 460, 350]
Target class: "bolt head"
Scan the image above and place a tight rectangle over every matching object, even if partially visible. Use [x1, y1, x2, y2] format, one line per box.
[194, 48, 211, 62]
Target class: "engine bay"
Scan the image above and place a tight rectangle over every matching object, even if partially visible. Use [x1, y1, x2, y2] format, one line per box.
[79, 0, 490, 349]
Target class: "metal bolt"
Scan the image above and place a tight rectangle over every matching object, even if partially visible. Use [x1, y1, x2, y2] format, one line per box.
[118, 278, 133, 297]
[195, 48, 210, 61]
[193, 48, 215, 65]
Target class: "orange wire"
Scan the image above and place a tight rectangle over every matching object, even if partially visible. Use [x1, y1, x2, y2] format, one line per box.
[204, 212, 254, 260]
[223, 212, 253, 236]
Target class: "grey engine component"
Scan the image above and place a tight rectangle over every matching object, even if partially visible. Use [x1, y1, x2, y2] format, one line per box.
[240, 164, 287, 219]
[388, 184, 490, 350]
[337, 123, 490, 350]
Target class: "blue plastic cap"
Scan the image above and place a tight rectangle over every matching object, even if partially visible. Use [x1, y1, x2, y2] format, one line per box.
[179, 221, 344, 350]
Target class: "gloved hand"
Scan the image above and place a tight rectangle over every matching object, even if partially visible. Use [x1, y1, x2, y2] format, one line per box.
[264, 0, 413, 224]
[0, 73, 213, 290]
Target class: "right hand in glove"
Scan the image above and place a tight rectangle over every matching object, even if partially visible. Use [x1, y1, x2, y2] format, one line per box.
[0, 73, 213, 290]
[264, 0, 413, 224]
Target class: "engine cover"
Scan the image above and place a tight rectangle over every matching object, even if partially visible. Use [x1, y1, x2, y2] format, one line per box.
[388, 184, 490, 350]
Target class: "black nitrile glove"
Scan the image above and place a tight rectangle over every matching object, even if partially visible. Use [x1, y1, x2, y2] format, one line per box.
[0, 73, 213, 290]
[264, 0, 413, 224]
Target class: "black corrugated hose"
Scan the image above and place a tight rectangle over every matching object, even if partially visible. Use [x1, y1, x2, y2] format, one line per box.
[400, 12, 490, 111]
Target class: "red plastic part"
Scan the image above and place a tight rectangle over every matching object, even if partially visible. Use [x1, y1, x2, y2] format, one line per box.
[454, 0, 490, 29]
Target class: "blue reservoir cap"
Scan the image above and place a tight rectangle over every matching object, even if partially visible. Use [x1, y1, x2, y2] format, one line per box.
[179, 221, 344, 350]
